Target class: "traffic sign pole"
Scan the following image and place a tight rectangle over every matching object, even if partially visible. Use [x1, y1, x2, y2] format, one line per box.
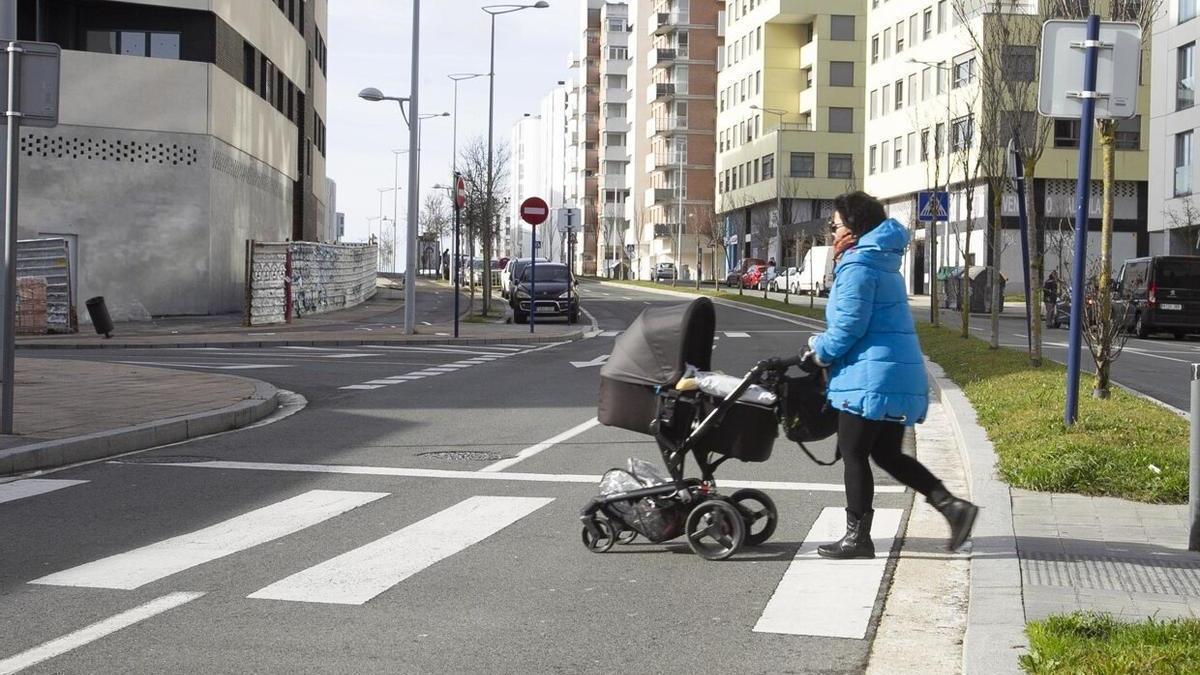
[1065, 14, 1101, 427]
[1010, 137, 1033, 355]
[453, 173, 466, 338]
[519, 197, 550, 334]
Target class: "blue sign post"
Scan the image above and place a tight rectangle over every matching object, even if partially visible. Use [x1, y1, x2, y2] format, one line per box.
[917, 191, 950, 223]
[1063, 15, 1101, 427]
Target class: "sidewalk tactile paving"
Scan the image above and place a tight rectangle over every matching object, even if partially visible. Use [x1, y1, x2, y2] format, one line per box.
[1022, 552, 1200, 597]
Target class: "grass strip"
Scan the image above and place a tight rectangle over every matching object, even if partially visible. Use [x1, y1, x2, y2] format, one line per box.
[1021, 612, 1200, 674]
[590, 278, 1186, 503]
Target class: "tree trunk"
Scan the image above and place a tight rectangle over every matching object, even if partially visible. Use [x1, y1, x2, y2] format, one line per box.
[1026, 159, 1043, 367]
[961, 195, 971, 339]
[990, 182, 1002, 349]
[1094, 120, 1116, 398]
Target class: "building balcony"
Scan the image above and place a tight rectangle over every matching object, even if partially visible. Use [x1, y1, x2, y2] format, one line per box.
[650, 116, 688, 136]
[602, 87, 629, 104]
[645, 187, 675, 206]
[651, 11, 688, 35]
[647, 151, 686, 172]
[650, 82, 677, 102]
[650, 47, 687, 69]
[603, 145, 628, 162]
[653, 223, 679, 240]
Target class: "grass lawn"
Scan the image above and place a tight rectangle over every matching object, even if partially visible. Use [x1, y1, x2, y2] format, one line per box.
[1022, 613, 1200, 674]
[590, 277, 1188, 503]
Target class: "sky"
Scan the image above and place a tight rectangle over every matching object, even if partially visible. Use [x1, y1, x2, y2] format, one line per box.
[326, 0, 580, 264]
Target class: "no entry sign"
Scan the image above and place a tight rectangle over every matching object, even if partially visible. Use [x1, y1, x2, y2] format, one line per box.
[520, 196, 549, 226]
[455, 176, 466, 209]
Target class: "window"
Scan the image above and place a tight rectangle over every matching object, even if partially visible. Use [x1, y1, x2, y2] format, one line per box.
[895, 21, 904, 53]
[895, 79, 904, 109]
[937, 61, 947, 94]
[608, 46, 628, 60]
[829, 154, 853, 179]
[870, 89, 878, 119]
[871, 36, 879, 63]
[790, 152, 814, 177]
[803, 67, 813, 89]
[608, 17, 625, 32]
[937, 0, 947, 32]
[907, 74, 917, 106]
[909, 14, 919, 46]
[907, 132, 917, 165]
[85, 30, 180, 60]
[935, 122, 945, 156]
[1002, 45, 1036, 82]
[881, 140, 890, 172]
[604, 103, 627, 117]
[830, 61, 854, 87]
[869, 145, 878, 175]
[1180, 43, 1195, 110]
[763, 154, 774, 179]
[1051, 0, 1089, 17]
[996, 110, 1037, 148]
[884, 27, 892, 58]
[756, 70, 762, 94]
[605, 132, 626, 146]
[829, 107, 853, 133]
[1054, 118, 1081, 148]
[1116, 115, 1141, 150]
[882, 84, 891, 112]
[951, 115, 974, 152]
[243, 42, 256, 88]
[754, 158, 760, 183]
[830, 15, 855, 40]
[894, 136, 903, 168]
[921, 67, 932, 101]
[757, 26, 762, 49]
[920, 128, 930, 161]
[1176, 130, 1193, 196]
[953, 53, 977, 88]
[1112, 0, 1142, 20]
[606, 75, 626, 89]
[1184, 0, 1198, 22]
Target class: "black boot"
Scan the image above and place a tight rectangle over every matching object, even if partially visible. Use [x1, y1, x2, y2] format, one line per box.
[817, 509, 875, 559]
[929, 489, 979, 551]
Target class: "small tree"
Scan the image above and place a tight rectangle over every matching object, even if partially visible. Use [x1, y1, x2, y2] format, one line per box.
[1081, 259, 1133, 398]
[458, 136, 511, 315]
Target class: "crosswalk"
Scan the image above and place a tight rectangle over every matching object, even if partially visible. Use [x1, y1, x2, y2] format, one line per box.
[337, 344, 545, 390]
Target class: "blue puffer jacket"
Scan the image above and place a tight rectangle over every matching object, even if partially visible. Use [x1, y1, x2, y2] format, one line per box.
[811, 218, 928, 425]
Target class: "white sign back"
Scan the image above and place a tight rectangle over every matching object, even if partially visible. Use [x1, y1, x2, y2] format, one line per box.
[1037, 20, 1141, 120]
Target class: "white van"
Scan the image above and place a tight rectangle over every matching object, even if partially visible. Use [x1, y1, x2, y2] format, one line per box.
[794, 246, 835, 296]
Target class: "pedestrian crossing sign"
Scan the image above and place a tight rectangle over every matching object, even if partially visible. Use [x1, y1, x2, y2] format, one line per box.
[917, 191, 949, 222]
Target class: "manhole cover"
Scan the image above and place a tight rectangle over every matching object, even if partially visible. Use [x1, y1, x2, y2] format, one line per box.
[119, 455, 218, 464]
[417, 450, 513, 463]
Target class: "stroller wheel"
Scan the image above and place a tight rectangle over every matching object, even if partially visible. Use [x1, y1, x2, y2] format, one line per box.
[581, 519, 617, 553]
[616, 528, 638, 545]
[684, 500, 745, 561]
[731, 488, 778, 547]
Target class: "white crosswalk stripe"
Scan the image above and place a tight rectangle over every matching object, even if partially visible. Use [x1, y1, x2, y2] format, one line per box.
[248, 496, 554, 605]
[30, 490, 387, 590]
[754, 507, 903, 639]
[0, 479, 88, 506]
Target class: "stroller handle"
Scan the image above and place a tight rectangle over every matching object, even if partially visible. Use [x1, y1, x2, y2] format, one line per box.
[754, 354, 807, 373]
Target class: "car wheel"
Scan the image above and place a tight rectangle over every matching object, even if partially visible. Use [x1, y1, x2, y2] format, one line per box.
[513, 309, 527, 324]
[1135, 314, 1149, 339]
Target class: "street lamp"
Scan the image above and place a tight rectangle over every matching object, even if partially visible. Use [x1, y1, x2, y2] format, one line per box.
[908, 57, 952, 326]
[751, 104, 787, 266]
[483, 1, 550, 310]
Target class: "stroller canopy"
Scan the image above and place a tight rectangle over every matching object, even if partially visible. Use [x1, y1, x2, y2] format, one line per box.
[600, 297, 715, 388]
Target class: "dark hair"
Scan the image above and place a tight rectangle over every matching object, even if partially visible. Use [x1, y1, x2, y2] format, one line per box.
[833, 191, 887, 237]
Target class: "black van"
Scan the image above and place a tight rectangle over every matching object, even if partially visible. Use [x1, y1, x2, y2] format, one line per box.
[1114, 256, 1200, 339]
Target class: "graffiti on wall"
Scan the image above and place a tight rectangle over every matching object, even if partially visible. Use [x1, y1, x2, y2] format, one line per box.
[246, 241, 377, 326]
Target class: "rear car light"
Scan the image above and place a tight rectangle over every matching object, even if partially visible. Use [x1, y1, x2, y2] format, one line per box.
[1148, 282, 1157, 307]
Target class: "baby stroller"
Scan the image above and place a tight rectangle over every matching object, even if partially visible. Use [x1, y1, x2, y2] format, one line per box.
[581, 297, 836, 560]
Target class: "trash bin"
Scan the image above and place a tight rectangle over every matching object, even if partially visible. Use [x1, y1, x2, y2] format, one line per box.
[85, 296, 113, 338]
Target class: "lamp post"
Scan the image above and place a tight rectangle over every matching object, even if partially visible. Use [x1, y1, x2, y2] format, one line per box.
[377, 187, 396, 272]
[751, 104, 787, 266]
[391, 150, 409, 274]
[413, 112, 450, 275]
[482, 1, 550, 313]
[909, 57, 955, 327]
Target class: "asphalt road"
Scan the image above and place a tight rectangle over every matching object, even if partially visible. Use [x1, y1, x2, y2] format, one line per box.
[1, 283, 916, 674]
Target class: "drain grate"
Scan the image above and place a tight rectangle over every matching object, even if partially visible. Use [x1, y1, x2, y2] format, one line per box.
[417, 450, 513, 463]
[119, 455, 218, 464]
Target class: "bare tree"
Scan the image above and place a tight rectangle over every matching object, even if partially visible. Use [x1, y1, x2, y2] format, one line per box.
[458, 136, 511, 315]
[420, 193, 450, 244]
[1081, 258, 1133, 397]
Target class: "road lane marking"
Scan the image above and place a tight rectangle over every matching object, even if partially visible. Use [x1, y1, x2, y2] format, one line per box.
[480, 418, 602, 472]
[364, 345, 524, 356]
[754, 507, 903, 639]
[115, 361, 292, 371]
[598, 330, 622, 337]
[0, 592, 204, 675]
[30, 490, 388, 590]
[125, 459, 906, 493]
[340, 384, 386, 390]
[248, 496, 554, 605]
[724, 332, 751, 338]
[364, 380, 407, 385]
[0, 479, 88, 505]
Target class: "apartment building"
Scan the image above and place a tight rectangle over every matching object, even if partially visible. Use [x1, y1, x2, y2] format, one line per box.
[628, 0, 723, 282]
[864, 0, 1148, 294]
[715, 1, 865, 271]
[597, 2, 632, 277]
[1151, 0, 1200, 253]
[508, 83, 572, 262]
[16, 0, 329, 319]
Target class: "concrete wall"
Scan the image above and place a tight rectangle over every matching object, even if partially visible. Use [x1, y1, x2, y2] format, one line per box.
[247, 241, 377, 326]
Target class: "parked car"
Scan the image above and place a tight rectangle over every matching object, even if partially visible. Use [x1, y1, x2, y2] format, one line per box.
[1114, 255, 1200, 339]
[509, 262, 579, 324]
[742, 264, 769, 290]
[770, 266, 800, 292]
[724, 257, 767, 287]
[501, 257, 549, 299]
[653, 262, 677, 282]
[797, 246, 836, 296]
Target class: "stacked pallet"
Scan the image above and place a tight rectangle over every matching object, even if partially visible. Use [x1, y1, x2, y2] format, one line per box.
[16, 276, 48, 334]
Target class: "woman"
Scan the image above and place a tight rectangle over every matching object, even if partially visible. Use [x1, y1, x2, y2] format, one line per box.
[805, 191, 978, 559]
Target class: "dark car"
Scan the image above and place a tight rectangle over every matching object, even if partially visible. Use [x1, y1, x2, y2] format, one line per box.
[653, 262, 676, 282]
[509, 262, 580, 324]
[1114, 256, 1200, 339]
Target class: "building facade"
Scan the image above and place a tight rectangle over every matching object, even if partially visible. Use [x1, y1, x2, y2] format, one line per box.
[1151, 0, 1200, 254]
[16, 0, 328, 319]
[630, 0, 723, 282]
[863, 0, 1148, 294]
[596, 2, 631, 278]
[716, 1, 865, 272]
[508, 83, 572, 263]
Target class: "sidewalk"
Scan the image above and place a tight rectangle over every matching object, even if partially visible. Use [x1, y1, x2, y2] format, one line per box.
[0, 358, 279, 476]
[17, 279, 585, 349]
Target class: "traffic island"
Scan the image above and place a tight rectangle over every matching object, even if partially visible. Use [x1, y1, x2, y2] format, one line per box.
[0, 359, 280, 476]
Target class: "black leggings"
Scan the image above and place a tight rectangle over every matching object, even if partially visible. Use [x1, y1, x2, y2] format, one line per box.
[838, 411, 942, 516]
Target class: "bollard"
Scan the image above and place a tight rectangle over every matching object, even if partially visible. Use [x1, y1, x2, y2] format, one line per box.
[1191, 363, 1200, 551]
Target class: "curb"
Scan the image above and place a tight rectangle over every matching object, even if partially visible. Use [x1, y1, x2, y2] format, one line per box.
[588, 279, 827, 329]
[924, 358, 1028, 674]
[0, 379, 281, 477]
[15, 331, 586, 350]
